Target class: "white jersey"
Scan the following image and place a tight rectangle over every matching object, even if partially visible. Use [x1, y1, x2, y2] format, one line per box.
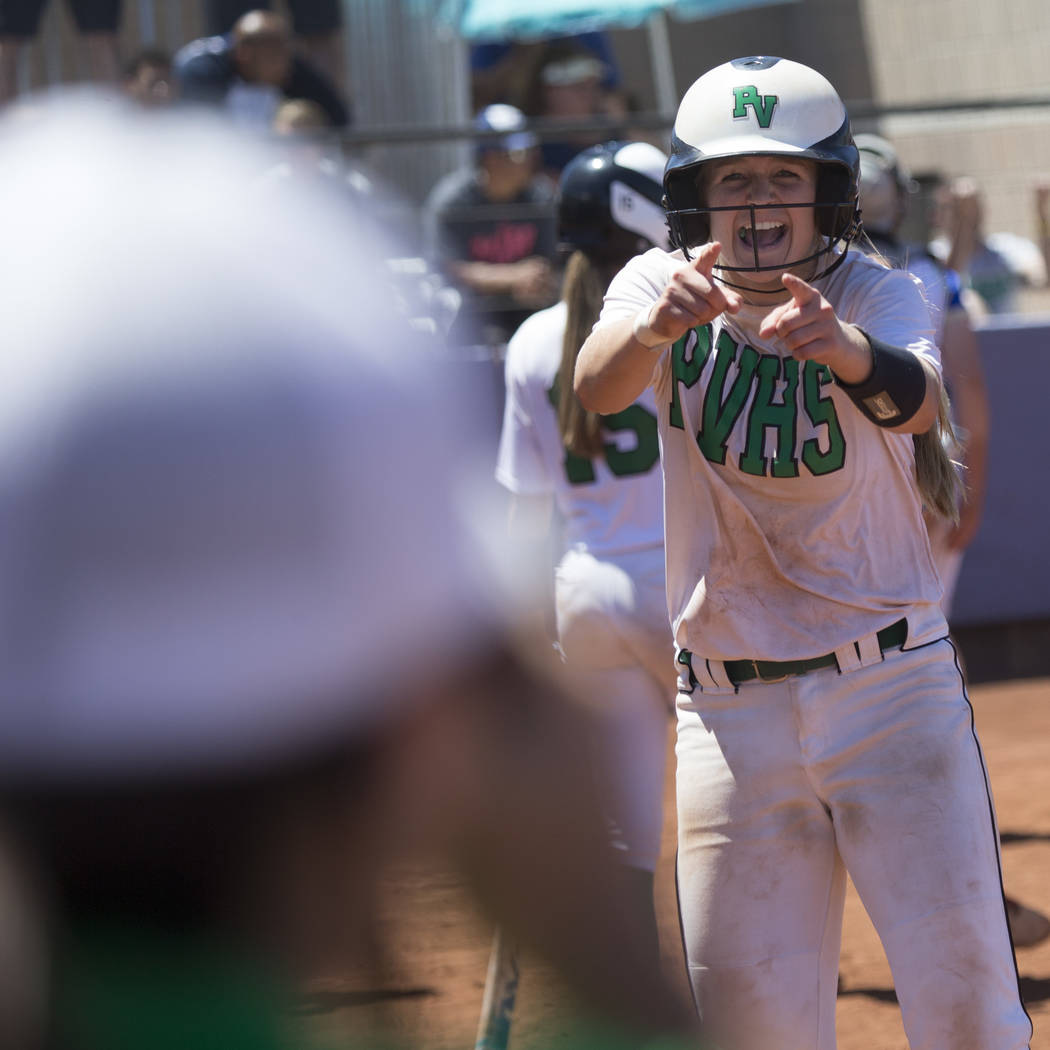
[596, 248, 948, 662]
[496, 301, 664, 557]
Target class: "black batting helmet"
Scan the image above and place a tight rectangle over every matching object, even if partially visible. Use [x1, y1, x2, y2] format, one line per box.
[558, 140, 670, 261]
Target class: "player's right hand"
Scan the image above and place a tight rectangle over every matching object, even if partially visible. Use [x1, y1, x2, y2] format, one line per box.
[645, 242, 741, 344]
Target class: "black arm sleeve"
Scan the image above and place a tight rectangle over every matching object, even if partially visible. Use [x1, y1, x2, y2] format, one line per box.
[834, 330, 928, 428]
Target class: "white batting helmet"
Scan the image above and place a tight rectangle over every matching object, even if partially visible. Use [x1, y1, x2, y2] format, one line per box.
[663, 55, 861, 280]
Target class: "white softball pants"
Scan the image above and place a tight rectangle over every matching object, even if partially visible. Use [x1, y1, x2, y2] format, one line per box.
[556, 545, 675, 872]
[675, 637, 1031, 1050]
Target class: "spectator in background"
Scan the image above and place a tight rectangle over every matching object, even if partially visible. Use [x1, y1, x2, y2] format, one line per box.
[257, 98, 373, 219]
[270, 96, 344, 173]
[0, 0, 120, 106]
[1035, 179, 1050, 285]
[423, 102, 558, 351]
[121, 47, 174, 107]
[174, 9, 348, 131]
[532, 44, 612, 179]
[470, 30, 621, 113]
[929, 174, 1046, 314]
[203, 0, 346, 98]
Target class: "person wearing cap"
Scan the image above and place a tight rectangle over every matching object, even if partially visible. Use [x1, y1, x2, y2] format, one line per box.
[532, 44, 613, 180]
[470, 31, 622, 114]
[422, 102, 559, 352]
[0, 93, 700, 1050]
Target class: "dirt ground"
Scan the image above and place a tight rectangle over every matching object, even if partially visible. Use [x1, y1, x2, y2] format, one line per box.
[310, 675, 1050, 1049]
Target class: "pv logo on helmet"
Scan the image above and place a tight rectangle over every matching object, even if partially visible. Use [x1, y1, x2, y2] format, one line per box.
[731, 85, 778, 128]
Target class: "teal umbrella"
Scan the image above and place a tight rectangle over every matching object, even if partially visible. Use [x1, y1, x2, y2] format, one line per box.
[438, 0, 796, 41]
[436, 0, 799, 112]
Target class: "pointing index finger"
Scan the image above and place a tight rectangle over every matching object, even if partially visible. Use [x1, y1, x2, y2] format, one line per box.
[781, 272, 819, 303]
[688, 242, 742, 313]
[691, 241, 723, 278]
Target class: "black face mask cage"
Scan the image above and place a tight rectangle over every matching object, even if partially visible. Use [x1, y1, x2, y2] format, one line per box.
[663, 159, 860, 289]
[666, 199, 860, 292]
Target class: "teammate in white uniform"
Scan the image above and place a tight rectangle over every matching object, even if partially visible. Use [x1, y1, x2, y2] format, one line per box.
[857, 133, 1050, 951]
[575, 56, 1031, 1050]
[854, 133, 989, 616]
[495, 140, 674, 959]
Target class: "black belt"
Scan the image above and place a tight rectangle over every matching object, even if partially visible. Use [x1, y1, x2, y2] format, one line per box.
[723, 619, 908, 686]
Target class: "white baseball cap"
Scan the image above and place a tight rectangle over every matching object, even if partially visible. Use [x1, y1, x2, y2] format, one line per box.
[0, 95, 518, 783]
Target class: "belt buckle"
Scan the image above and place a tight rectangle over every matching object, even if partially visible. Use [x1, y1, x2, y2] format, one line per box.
[753, 660, 790, 685]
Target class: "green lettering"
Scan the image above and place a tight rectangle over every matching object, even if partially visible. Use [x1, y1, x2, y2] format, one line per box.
[731, 85, 779, 129]
[547, 382, 597, 483]
[669, 325, 711, 430]
[739, 355, 800, 477]
[604, 404, 660, 477]
[547, 382, 659, 485]
[696, 332, 759, 466]
[801, 363, 847, 475]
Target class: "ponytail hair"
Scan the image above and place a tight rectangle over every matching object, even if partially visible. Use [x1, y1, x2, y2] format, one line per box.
[913, 383, 961, 522]
[556, 250, 608, 458]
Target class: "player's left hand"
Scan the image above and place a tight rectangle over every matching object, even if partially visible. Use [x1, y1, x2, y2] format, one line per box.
[758, 273, 872, 383]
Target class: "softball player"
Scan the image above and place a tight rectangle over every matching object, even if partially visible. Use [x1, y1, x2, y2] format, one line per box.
[495, 140, 675, 951]
[854, 132, 989, 615]
[575, 56, 1031, 1050]
[857, 132, 1050, 950]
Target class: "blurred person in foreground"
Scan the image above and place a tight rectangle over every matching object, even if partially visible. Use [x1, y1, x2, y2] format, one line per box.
[423, 102, 559, 353]
[857, 133, 1050, 951]
[0, 93, 700, 1050]
[174, 8, 348, 131]
[0, 0, 120, 106]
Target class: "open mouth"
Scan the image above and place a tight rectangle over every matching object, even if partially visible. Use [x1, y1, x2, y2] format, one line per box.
[738, 219, 787, 250]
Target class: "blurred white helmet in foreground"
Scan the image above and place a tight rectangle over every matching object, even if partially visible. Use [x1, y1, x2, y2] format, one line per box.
[0, 95, 514, 781]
